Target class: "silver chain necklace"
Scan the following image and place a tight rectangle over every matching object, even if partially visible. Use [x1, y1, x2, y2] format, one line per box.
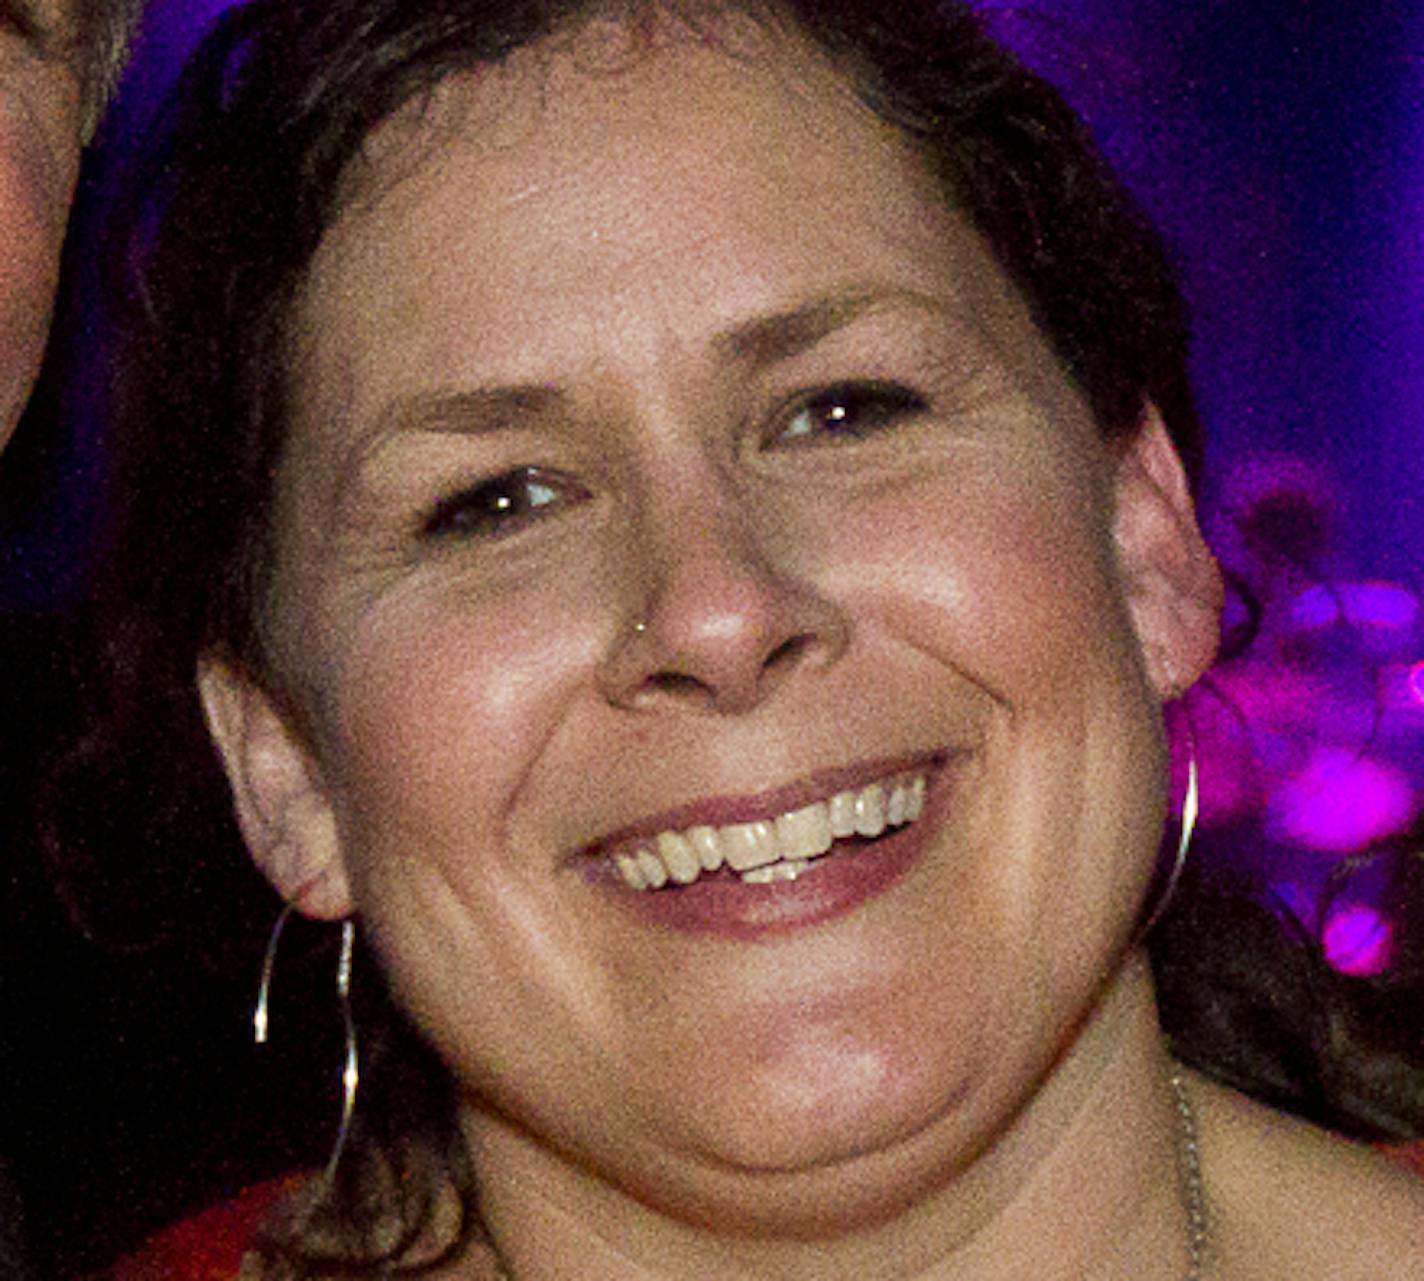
[489, 1072, 1208, 1281]
[1170, 1069, 1209, 1281]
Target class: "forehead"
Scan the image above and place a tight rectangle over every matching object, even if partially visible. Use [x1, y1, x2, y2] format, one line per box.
[289, 18, 1059, 434]
[317, 21, 934, 285]
[340, 15, 886, 194]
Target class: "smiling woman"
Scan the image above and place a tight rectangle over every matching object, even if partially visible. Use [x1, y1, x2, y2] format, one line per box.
[58, 1, 1424, 1278]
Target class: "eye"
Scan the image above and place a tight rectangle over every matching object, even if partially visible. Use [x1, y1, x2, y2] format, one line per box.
[422, 466, 587, 540]
[774, 381, 929, 446]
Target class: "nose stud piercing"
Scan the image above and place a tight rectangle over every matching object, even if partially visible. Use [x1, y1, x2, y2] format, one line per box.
[632, 621, 647, 634]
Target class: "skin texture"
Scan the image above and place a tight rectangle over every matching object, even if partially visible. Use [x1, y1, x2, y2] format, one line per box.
[193, 21, 1419, 1280]
[0, 0, 82, 447]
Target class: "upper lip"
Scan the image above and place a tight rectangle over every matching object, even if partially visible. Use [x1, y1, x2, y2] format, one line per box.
[569, 749, 951, 864]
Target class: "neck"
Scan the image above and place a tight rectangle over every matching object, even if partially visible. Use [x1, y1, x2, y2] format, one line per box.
[462, 956, 1195, 1281]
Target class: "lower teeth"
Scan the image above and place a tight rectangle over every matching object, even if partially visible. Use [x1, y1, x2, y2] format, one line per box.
[739, 828, 890, 884]
[739, 858, 811, 885]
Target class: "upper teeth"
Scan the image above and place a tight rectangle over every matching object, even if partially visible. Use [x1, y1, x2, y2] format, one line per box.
[612, 775, 927, 891]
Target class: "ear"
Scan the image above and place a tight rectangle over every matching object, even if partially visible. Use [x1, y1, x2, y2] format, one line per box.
[1112, 407, 1224, 698]
[197, 655, 353, 920]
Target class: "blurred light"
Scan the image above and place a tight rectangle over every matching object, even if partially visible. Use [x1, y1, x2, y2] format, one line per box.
[1289, 585, 1341, 630]
[1321, 903, 1395, 977]
[1266, 748, 1418, 851]
[1205, 660, 1331, 725]
[1342, 583, 1420, 630]
[1379, 661, 1424, 712]
[1287, 581, 1420, 633]
[1209, 455, 1338, 572]
[1174, 699, 1262, 826]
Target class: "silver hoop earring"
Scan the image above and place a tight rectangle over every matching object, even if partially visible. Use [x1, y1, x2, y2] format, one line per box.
[1135, 714, 1199, 943]
[330, 917, 358, 1182]
[252, 906, 360, 1183]
[252, 902, 294, 1047]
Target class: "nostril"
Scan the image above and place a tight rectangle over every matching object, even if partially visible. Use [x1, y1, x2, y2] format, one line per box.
[646, 671, 708, 699]
[606, 588, 846, 713]
[637, 635, 809, 709]
[766, 633, 813, 671]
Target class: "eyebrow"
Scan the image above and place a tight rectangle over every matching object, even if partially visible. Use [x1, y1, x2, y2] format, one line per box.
[381, 385, 564, 435]
[713, 288, 910, 371]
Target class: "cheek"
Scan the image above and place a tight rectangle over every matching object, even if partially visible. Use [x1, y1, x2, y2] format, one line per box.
[813, 450, 1131, 684]
[319, 566, 614, 857]
[312, 568, 631, 1052]
[808, 448, 1162, 951]
[0, 85, 78, 436]
[0, 77, 79, 263]
[0, 173, 59, 434]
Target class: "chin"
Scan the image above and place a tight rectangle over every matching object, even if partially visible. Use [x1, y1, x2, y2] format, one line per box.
[626, 1055, 995, 1238]
[634, 969, 1012, 1208]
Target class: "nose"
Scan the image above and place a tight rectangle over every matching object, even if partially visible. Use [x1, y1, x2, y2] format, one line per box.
[597, 487, 849, 716]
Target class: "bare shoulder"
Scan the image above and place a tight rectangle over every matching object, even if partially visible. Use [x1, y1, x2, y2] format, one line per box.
[1188, 1072, 1424, 1279]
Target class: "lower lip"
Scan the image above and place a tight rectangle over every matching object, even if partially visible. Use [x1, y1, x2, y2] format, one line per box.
[598, 773, 952, 941]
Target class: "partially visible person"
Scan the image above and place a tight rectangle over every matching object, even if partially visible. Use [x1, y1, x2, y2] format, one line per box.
[0, 0, 141, 447]
[1, 2, 144, 1275]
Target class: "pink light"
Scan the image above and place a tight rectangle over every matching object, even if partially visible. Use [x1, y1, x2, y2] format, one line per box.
[1379, 661, 1424, 711]
[1266, 748, 1418, 851]
[1321, 904, 1395, 977]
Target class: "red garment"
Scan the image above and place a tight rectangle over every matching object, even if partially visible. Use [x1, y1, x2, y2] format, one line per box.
[1386, 1141, 1424, 1179]
[108, 1178, 301, 1281]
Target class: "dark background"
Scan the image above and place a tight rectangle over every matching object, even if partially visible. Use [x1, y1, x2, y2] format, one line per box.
[1, 1, 1421, 1273]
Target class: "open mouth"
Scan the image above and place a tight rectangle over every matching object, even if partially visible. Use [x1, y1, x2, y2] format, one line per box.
[608, 772, 929, 891]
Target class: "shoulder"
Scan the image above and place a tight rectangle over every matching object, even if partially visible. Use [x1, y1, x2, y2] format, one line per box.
[1192, 1074, 1424, 1279]
[107, 1177, 305, 1281]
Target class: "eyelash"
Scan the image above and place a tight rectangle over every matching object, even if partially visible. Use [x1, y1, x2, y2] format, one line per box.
[773, 380, 929, 446]
[418, 381, 928, 541]
[422, 466, 588, 540]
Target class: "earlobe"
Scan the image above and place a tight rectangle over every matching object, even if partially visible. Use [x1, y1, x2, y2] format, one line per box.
[1112, 408, 1224, 698]
[197, 655, 353, 920]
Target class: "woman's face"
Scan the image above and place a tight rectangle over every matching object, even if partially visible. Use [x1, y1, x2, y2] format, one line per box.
[208, 22, 1217, 1229]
